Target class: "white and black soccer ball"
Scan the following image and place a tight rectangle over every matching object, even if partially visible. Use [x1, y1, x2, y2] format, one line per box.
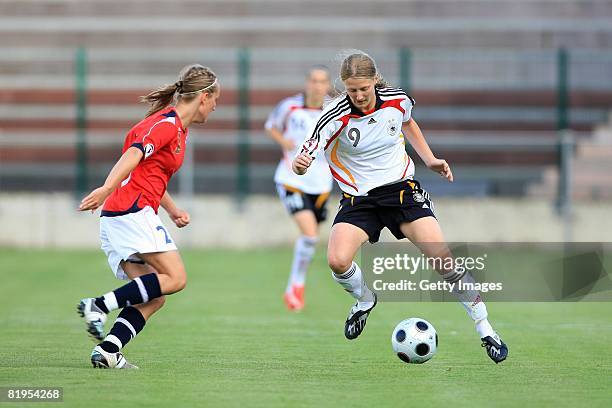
[391, 318, 438, 364]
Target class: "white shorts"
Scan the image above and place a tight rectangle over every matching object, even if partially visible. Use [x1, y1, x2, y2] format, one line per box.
[100, 206, 177, 280]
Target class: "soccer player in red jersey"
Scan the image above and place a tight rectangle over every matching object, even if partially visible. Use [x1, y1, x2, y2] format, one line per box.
[77, 64, 220, 369]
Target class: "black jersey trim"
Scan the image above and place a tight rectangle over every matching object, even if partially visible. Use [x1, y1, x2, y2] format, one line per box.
[131, 142, 145, 154]
[378, 88, 415, 106]
[378, 91, 406, 97]
[308, 99, 351, 151]
[378, 87, 407, 95]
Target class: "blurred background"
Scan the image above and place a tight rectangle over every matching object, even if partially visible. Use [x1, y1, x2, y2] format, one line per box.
[1, 0, 611, 247]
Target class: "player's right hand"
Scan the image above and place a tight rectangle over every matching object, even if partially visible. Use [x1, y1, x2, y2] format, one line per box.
[427, 158, 454, 182]
[292, 153, 313, 175]
[79, 186, 112, 212]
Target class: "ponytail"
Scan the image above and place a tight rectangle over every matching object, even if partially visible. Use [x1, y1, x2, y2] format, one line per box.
[374, 74, 390, 89]
[140, 64, 218, 117]
[140, 82, 181, 117]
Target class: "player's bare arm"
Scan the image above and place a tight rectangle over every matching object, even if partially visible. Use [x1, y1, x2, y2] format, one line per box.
[79, 146, 144, 211]
[161, 191, 190, 228]
[266, 127, 295, 151]
[402, 119, 453, 182]
[292, 153, 313, 175]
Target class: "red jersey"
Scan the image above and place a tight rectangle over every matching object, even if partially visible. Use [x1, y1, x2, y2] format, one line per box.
[102, 107, 187, 216]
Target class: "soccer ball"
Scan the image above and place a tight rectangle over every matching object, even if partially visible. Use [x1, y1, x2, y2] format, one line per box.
[391, 318, 438, 364]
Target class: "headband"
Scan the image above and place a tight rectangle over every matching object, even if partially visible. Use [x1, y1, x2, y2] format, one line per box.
[178, 78, 218, 95]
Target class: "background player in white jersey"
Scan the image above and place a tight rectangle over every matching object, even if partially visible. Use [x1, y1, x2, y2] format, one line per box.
[293, 51, 508, 363]
[265, 66, 333, 311]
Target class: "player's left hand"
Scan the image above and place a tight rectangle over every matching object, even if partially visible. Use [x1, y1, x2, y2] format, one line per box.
[427, 158, 454, 182]
[170, 209, 190, 228]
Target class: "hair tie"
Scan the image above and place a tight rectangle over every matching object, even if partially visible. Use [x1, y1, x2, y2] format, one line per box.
[175, 80, 183, 91]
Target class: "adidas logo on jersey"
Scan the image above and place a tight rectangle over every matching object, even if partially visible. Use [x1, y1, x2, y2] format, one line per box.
[368, 118, 377, 125]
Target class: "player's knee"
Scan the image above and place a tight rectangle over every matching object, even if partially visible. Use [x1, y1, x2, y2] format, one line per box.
[328, 252, 353, 274]
[158, 267, 187, 294]
[166, 270, 187, 293]
[174, 274, 187, 292]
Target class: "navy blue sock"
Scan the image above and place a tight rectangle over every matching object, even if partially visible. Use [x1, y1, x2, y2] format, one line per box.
[94, 297, 110, 314]
[94, 273, 161, 313]
[115, 273, 161, 307]
[100, 306, 146, 353]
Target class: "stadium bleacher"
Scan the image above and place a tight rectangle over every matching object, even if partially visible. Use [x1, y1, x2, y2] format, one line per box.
[1, 0, 611, 196]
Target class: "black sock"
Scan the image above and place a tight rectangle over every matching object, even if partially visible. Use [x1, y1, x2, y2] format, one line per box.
[115, 273, 161, 307]
[94, 298, 110, 314]
[93, 273, 162, 313]
[100, 306, 146, 353]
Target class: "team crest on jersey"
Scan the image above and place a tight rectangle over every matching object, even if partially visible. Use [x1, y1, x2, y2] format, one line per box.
[144, 143, 155, 158]
[386, 118, 399, 136]
[413, 192, 425, 202]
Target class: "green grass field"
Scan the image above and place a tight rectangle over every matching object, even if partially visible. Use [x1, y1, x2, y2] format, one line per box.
[1, 248, 611, 407]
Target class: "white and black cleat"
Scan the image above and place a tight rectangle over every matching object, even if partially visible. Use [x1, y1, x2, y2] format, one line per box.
[481, 334, 508, 364]
[344, 293, 377, 340]
[91, 345, 138, 369]
[77, 298, 107, 342]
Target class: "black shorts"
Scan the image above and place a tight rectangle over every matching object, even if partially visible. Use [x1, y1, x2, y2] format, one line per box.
[333, 179, 436, 243]
[276, 184, 331, 224]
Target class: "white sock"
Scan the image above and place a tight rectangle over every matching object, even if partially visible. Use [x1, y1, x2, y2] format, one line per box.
[286, 235, 317, 293]
[444, 269, 495, 338]
[476, 319, 496, 339]
[102, 291, 118, 312]
[103, 334, 124, 351]
[332, 262, 375, 308]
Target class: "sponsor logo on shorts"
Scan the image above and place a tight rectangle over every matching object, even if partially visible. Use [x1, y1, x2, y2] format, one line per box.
[413, 192, 425, 202]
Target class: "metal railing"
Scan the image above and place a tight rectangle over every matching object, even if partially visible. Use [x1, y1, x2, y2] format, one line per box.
[0, 47, 609, 207]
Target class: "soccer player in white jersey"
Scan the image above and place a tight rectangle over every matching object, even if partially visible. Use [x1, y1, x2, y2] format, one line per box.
[265, 66, 333, 311]
[293, 52, 508, 363]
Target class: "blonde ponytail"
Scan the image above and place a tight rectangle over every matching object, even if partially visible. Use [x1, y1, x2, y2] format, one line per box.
[140, 64, 218, 117]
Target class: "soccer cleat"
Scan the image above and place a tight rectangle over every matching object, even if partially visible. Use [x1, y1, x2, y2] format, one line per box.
[481, 334, 508, 364]
[90, 345, 138, 369]
[77, 298, 107, 342]
[344, 293, 377, 340]
[293, 284, 305, 306]
[283, 291, 302, 311]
